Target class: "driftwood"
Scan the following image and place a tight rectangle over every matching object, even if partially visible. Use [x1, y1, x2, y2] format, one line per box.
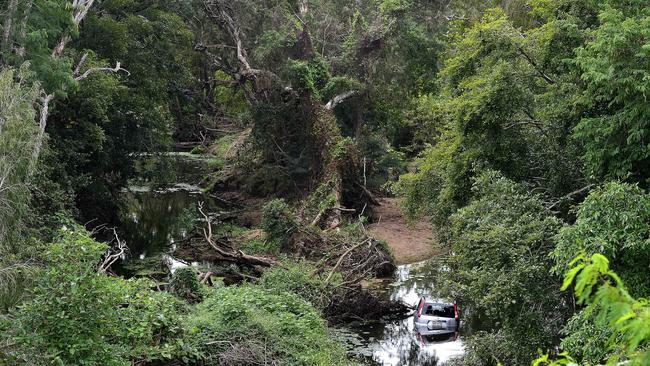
[198, 202, 276, 268]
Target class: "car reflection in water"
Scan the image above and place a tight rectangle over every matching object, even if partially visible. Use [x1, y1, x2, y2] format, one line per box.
[358, 315, 464, 366]
[349, 261, 465, 365]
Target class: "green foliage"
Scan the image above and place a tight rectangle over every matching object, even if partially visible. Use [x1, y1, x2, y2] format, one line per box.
[186, 285, 352, 366]
[395, 7, 585, 227]
[286, 57, 331, 100]
[0, 66, 41, 311]
[573, 5, 650, 182]
[553, 182, 650, 297]
[536, 253, 650, 365]
[1, 226, 197, 365]
[259, 260, 342, 311]
[442, 170, 564, 365]
[190, 145, 207, 155]
[559, 308, 615, 365]
[0, 66, 40, 251]
[241, 237, 279, 255]
[170, 267, 204, 304]
[261, 199, 299, 249]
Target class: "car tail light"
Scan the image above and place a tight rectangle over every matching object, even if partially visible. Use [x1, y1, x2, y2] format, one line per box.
[454, 303, 459, 321]
[417, 299, 425, 317]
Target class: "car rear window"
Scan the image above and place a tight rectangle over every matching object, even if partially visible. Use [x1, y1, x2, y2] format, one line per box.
[423, 302, 454, 318]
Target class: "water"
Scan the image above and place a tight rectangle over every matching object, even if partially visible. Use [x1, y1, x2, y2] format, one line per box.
[347, 260, 467, 366]
[116, 153, 222, 276]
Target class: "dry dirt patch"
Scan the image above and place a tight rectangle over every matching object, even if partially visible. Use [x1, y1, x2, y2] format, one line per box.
[368, 198, 439, 265]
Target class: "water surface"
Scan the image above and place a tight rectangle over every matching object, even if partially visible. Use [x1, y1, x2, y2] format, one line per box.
[348, 260, 467, 365]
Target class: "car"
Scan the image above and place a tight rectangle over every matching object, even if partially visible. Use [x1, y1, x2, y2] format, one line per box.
[413, 296, 459, 334]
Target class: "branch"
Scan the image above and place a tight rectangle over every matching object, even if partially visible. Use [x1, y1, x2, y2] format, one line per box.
[547, 184, 595, 210]
[99, 228, 129, 273]
[325, 238, 371, 284]
[325, 90, 359, 110]
[73, 53, 89, 76]
[198, 202, 276, 268]
[75, 61, 130, 81]
[517, 47, 555, 85]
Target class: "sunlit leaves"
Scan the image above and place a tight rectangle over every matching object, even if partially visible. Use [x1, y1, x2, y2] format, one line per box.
[556, 253, 650, 365]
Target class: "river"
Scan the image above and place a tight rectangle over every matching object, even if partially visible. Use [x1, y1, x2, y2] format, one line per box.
[117, 153, 466, 365]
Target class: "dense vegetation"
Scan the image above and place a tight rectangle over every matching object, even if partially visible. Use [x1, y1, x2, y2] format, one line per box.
[0, 0, 648, 365]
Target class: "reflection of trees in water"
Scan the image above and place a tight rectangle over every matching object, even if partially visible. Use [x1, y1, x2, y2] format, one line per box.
[118, 190, 214, 258]
[356, 260, 468, 366]
[368, 317, 443, 365]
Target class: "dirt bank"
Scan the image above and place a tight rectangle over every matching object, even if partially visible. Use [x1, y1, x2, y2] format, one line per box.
[368, 198, 439, 265]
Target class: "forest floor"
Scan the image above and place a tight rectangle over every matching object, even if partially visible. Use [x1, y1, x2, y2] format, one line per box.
[368, 198, 440, 265]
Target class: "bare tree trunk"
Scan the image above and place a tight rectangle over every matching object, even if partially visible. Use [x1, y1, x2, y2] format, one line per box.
[28, 0, 101, 178]
[2, 0, 19, 52]
[15, 0, 33, 57]
[27, 94, 53, 177]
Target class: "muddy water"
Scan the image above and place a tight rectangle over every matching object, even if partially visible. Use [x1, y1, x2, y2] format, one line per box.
[346, 260, 467, 365]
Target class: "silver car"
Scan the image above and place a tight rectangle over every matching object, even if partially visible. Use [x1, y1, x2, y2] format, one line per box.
[413, 297, 459, 334]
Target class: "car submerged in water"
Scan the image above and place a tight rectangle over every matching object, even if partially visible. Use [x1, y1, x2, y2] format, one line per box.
[413, 296, 460, 339]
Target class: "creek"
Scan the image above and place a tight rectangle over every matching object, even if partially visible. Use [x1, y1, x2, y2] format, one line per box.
[344, 260, 468, 365]
[116, 153, 467, 365]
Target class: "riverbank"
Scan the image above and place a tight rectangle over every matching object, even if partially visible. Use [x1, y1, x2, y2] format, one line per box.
[368, 198, 440, 265]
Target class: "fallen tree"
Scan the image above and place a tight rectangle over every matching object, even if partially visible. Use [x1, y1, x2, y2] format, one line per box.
[202, 0, 378, 228]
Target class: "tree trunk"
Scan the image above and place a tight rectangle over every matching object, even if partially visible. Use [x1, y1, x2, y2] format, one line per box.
[2, 0, 19, 53]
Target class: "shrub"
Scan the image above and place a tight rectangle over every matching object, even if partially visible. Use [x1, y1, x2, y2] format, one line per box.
[552, 182, 650, 297]
[1, 227, 198, 366]
[442, 170, 566, 365]
[186, 285, 352, 366]
[170, 267, 203, 304]
[261, 199, 298, 249]
[242, 237, 281, 255]
[259, 260, 341, 311]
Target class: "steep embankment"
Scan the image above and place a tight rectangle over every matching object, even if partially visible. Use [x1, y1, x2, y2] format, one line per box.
[368, 198, 439, 265]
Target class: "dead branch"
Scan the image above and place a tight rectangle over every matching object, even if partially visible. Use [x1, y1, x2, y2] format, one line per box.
[325, 90, 359, 110]
[98, 228, 129, 273]
[198, 201, 275, 268]
[325, 238, 371, 284]
[75, 61, 130, 81]
[547, 184, 595, 210]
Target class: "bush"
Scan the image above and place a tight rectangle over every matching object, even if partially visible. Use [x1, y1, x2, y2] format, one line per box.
[261, 199, 298, 249]
[1, 227, 198, 366]
[259, 260, 342, 311]
[552, 182, 650, 297]
[186, 285, 352, 366]
[170, 267, 204, 304]
[242, 237, 281, 254]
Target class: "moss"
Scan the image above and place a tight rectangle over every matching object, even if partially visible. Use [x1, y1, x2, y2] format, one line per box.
[190, 145, 207, 155]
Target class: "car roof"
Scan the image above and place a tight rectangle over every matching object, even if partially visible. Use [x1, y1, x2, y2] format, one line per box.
[421, 296, 454, 305]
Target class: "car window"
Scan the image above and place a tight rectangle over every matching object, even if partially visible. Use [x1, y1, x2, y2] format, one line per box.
[424, 303, 454, 318]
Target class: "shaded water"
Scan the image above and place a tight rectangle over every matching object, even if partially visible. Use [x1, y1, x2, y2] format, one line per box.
[347, 260, 467, 365]
[116, 153, 222, 275]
